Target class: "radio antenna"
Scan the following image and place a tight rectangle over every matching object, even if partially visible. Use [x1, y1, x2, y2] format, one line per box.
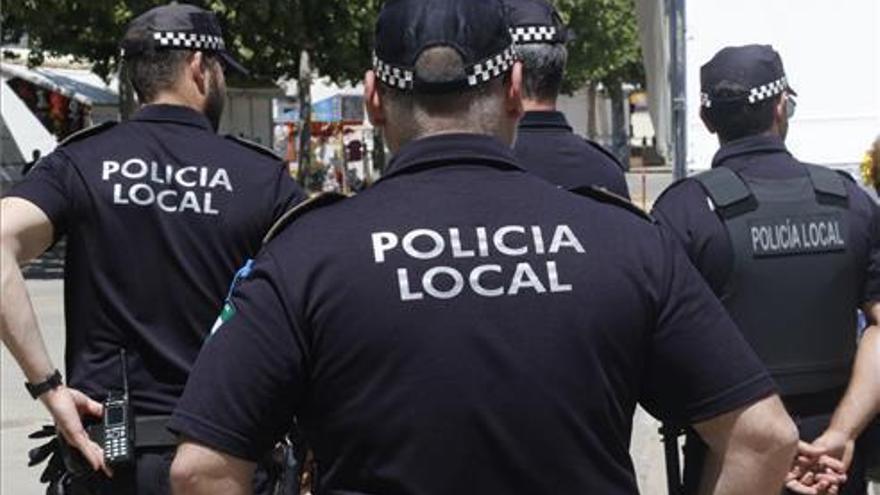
[120, 349, 129, 397]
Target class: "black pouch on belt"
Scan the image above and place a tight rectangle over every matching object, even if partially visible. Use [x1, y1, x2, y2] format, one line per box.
[27, 417, 176, 492]
[28, 423, 103, 494]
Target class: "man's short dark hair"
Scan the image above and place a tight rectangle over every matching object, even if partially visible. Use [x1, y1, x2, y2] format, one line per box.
[702, 82, 778, 142]
[516, 43, 567, 101]
[127, 49, 192, 103]
[123, 27, 210, 103]
[378, 47, 508, 142]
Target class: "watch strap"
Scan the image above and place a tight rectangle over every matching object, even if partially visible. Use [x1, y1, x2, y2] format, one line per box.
[25, 370, 63, 400]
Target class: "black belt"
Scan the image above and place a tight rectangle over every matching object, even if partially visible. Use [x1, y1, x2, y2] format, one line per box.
[87, 415, 176, 449]
[134, 415, 177, 448]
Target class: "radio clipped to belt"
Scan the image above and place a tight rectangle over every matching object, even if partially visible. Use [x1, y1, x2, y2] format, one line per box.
[28, 349, 177, 493]
[100, 349, 135, 467]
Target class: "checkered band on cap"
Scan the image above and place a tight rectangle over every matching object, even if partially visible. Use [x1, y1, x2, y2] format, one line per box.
[374, 44, 517, 91]
[153, 31, 226, 51]
[701, 76, 789, 107]
[373, 54, 415, 90]
[510, 25, 558, 43]
[700, 92, 712, 108]
[747, 76, 788, 104]
[465, 44, 517, 87]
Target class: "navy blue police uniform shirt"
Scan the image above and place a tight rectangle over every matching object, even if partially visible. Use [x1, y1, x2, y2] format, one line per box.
[652, 135, 880, 303]
[7, 104, 305, 416]
[170, 134, 774, 494]
[514, 110, 631, 198]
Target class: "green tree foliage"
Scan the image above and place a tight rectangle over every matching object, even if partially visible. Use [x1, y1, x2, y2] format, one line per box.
[1, 0, 379, 85]
[2, 0, 641, 92]
[554, 0, 645, 93]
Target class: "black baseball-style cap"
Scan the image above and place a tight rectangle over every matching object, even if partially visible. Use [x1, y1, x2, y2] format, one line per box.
[373, 0, 516, 94]
[120, 3, 248, 75]
[700, 44, 796, 108]
[504, 0, 569, 45]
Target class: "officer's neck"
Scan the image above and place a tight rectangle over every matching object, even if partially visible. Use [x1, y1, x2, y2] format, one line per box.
[147, 92, 205, 116]
[718, 128, 785, 146]
[522, 98, 557, 113]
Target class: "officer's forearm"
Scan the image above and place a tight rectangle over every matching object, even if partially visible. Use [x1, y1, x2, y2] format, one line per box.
[171, 441, 255, 495]
[827, 325, 880, 440]
[694, 395, 798, 495]
[0, 241, 56, 384]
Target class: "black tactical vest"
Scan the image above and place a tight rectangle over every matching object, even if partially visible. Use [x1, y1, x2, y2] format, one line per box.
[695, 164, 857, 397]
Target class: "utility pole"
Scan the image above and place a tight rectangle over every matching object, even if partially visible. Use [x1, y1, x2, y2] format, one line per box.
[670, 0, 687, 180]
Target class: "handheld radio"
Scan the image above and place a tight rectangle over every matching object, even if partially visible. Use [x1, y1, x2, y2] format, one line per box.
[102, 349, 135, 466]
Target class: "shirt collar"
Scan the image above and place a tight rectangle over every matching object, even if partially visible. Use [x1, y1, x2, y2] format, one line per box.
[518, 111, 572, 131]
[131, 104, 214, 131]
[381, 133, 524, 181]
[712, 134, 791, 168]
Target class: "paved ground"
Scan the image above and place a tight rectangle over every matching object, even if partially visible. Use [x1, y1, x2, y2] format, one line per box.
[2, 281, 67, 494]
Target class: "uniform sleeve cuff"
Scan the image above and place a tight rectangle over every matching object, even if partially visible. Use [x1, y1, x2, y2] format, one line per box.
[685, 372, 778, 424]
[167, 410, 262, 462]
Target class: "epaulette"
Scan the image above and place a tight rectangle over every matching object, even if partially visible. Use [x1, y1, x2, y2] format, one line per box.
[834, 168, 857, 184]
[583, 138, 626, 172]
[58, 122, 116, 148]
[225, 135, 283, 160]
[569, 185, 655, 223]
[262, 192, 348, 245]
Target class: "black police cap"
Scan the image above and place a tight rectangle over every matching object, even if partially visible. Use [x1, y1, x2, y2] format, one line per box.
[373, 0, 516, 94]
[120, 3, 248, 76]
[700, 44, 796, 108]
[504, 0, 569, 45]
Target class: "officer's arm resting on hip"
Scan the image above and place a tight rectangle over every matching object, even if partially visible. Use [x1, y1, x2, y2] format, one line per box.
[691, 394, 798, 495]
[0, 197, 57, 384]
[1, 197, 109, 473]
[171, 439, 256, 495]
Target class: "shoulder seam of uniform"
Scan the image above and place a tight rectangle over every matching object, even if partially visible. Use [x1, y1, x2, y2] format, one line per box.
[262, 192, 348, 245]
[57, 121, 116, 148]
[582, 138, 625, 172]
[653, 176, 695, 206]
[569, 185, 655, 222]
[225, 135, 283, 160]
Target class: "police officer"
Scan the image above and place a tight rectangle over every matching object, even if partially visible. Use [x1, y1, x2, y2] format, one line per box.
[0, 4, 304, 493]
[168, 2, 797, 494]
[652, 45, 880, 495]
[506, 0, 630, 198]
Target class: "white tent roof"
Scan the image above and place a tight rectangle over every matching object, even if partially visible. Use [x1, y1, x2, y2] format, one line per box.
[1, 63, 118, 107]
[1, 76, 57, 165]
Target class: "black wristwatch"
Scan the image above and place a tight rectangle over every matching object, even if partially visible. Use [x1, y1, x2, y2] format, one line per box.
[25, 369, 63, 399]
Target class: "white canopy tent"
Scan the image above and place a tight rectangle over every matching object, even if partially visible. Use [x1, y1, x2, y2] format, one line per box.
[0, 76, 57, 166]
[1, 62, 120, 169]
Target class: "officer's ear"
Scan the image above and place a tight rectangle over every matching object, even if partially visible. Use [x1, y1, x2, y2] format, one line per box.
[189, 51, 209, 97]
[505, 61, 524, 120]
[773, 95, 787, 123]
[364, 70, 386, 127]
[700, 107, 717, 135]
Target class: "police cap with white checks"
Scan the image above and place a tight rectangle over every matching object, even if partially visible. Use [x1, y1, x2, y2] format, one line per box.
[121, 3, 248, 75]
[374, 0, 516, 93]
[701, 44, 797, 108]
[504, 0, 568, 44]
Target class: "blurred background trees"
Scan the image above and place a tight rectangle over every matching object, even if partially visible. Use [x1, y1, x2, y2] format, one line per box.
[2, 0, 643, 165]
